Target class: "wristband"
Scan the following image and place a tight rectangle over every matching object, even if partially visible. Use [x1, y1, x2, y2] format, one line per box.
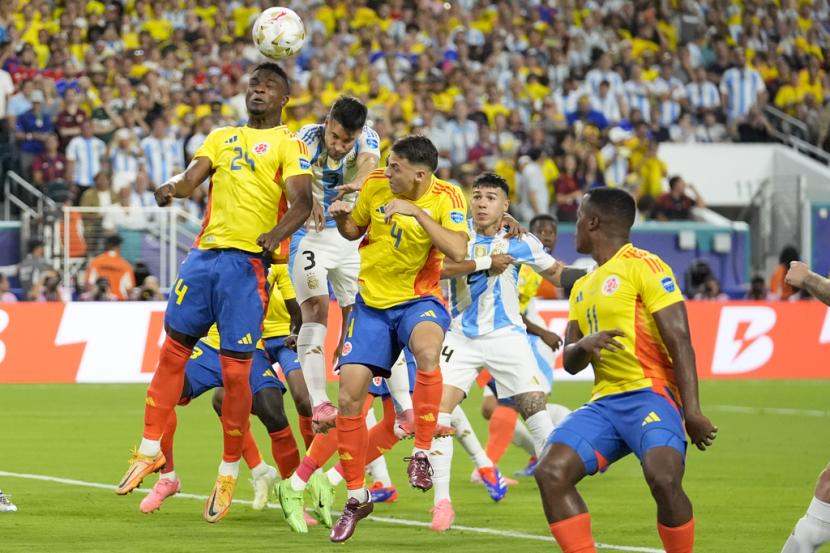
[474, 256, 492, 272]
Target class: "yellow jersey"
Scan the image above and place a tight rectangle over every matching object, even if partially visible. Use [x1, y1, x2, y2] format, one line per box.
[569, 243, 684, 402]
[518, 264, 543, 314]
[262, 264, 295, 339]
[193, 125, 312, 258]
[351, 170, 469, 309]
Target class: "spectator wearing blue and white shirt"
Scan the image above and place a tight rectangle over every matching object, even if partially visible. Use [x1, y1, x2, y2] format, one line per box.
[624, 65, 652, 123]
[719, 48, 766, 121]
[585, 52, 624, 96]
[685, 67, 721, 114]
[65, 120, 107, 189]
[591, 80, 623, 125]
[110, 128, 143, 180]
[446, 101, 479, 168]
[140, 118, 184, 187]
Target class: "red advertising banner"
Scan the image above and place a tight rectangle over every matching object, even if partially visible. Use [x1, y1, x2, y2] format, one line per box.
[0, 301, 826, 383]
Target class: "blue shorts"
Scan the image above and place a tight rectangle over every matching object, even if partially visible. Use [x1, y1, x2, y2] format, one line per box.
[263, 336, 301, 376]
[166, 248, 270, 353]
[546, 387, 687, 475]
[338, 295, 450, 377]
[369, 348, 417, 398]
[183, 340, 285, 401]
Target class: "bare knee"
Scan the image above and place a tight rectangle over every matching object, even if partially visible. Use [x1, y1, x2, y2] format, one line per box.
[211, 388, 224, 416]
[816, 465, 830, 502]
[645, 468, 684, 502]
[535, 448, 583, 491]
[481, 396, 496, 420]
[301, 296, 328, 325]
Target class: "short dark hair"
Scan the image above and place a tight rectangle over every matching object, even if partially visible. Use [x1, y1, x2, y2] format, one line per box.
[391, 135, 438, 172]
[252, 62, 289, 89]
[330, 96, 368, 134]
[28, 239, 44, 253]
[585, 187, 636, 229]
[779, 245, 800, 266]
[105, 234, 123, 249]
[473, 172, 509, 196]
[529, 213, 558, 231]
[668, 175, 683, 190]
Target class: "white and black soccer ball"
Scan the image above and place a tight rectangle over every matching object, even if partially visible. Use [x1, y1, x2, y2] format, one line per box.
[252, 7, 305, 61]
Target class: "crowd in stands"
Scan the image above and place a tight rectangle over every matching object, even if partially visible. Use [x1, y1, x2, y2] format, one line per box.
[1, 0, 828, 300]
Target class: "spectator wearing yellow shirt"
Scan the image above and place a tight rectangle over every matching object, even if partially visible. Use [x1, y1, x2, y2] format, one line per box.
[634, 140, 667, 201]
[774, 71, 804, 117]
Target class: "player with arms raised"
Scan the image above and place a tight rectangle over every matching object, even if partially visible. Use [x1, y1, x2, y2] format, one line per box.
[292, 96, 380, 432]
[780, 261, 830, 553]
[325, 136, 469, 543]
[534, 188, 717, 553]
[115, 62, 313, 524]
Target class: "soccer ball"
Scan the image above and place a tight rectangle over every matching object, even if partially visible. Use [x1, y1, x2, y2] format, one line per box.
[252, 7, 305, 61]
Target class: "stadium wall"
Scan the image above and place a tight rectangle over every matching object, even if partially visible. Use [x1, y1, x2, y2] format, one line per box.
[0, 300, 827, 383]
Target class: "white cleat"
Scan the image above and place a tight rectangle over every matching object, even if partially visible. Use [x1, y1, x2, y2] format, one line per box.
[0, 491, 17, 512]
[251, 465, 279, 511]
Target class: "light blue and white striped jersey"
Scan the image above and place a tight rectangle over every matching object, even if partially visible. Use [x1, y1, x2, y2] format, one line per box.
[685, 81, 721, 111]
[296, 123, 380, 230]
[719, 67, 765, 119]
[585, 68, 624, 96]
[65, 135, 107, 186]
[449, 220, 557, 338]
[657, 99, 681, 128]
[110, 147, 141, 175]
[141, 135, 184, 187]
[623, 80, 651, 122]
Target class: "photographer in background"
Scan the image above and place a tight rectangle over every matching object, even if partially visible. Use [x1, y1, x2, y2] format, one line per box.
[81, 277, 117, 301]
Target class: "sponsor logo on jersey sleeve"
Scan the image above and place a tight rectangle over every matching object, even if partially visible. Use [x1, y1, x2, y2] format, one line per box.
[299, 158, 311, 170]
[450, 211, 465, 224]
[661, 276, 676, 293]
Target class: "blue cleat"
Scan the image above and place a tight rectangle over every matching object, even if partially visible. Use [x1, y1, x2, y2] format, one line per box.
[477, 466, 507, 502]
[512, 456, 538, 478]
[369, 481, 398, 503]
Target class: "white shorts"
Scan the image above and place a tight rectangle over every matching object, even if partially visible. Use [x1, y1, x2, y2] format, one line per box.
[290, 226, 360, 306]
[441, 327, 549, 399]
[482, 335, 555, 399]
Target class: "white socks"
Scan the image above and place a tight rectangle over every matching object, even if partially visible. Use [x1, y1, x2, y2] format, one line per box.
[250, 462, 271, 480]
[524, 410, 555, 457]
[430, 411, 454, 506]
[218, 460, 240, 479]
[160, 470, 177, 482]
[327, 467, 343, 486]
[782, 497, 830, 553]
[297, 322, 328, 406]
[138, 438, 161, 457]
[547, 403, 573, 426]
[364, 408, 393, 487]
[347, 487, 369, 503]
[451, 405, 492, 469]
[387, 354, 414, 411]
[512, 419, 537, 457]
[289, 471, 306, 492]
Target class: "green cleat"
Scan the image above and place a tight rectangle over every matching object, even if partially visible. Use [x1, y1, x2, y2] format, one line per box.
[276, 479, 308, 533]
[307, 473, 335, 528]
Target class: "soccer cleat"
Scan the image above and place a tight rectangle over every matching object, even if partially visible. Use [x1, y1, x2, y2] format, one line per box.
[368, 481, 398, 503]
[276, 479, 308, 533]
[513, 456, 538, 477]
[140, 477, 181, 513]
[434, 423, 455, 438]
[203, 474, 236, 523]
[405, 452, 433, 491]
[430, 499, 455, 532]
[0, 490, 17, 513]
[329, 496, 373, 543]
[312, 401, 338, 434]
[250, 465, 278, 511]
[477, 466, 508, 502]
[307, 473, 335, 528]
[393, 409, 415, 439]
[116, 448, 166, 495]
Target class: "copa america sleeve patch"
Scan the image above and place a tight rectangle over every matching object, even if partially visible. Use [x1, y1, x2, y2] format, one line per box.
[661, 276, 676, 293]
[299, 158, 311, 170]
[450, 211, 465, 224]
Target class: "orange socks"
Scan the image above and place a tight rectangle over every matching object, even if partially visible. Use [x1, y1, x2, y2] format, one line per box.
[658, 518, 695, 553]
[412, 368, 442, 450]
[219, 354, 253, 462]
[298, 415, 314, 450]
[364, 398, 399, 465]
[160, 409, 178, 473]
[549, 513, 597, 553]
[241, 428, 263, 469]
[486, 405, 519, 464]
[307, 428, 340, 468]
[269, 427, 300, 478]
[336, 414, 368, 490]
[144, 337, 192, 440]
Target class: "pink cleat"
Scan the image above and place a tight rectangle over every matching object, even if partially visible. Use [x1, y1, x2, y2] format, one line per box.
[470, 468, 517, 486]
[430, 499, 455, 532]
[312, 401, 338, 434]
[394, 409, 415, 439]
[140, 478, 181, 513]
[303, 510, 319, 527]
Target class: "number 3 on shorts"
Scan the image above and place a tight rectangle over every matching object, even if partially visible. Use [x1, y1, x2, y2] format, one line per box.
[174, 278, 188, 305]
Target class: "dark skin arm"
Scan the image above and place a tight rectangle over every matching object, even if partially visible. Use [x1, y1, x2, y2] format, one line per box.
[256, 174, 313, 252]
[522, 314, 562, 351]
[652, 302, 717, 451]
[329, 201, 367, 241]
[562, 320, 625, 375]
[154, 156, 213, 205]
[283, 297, 302, 350]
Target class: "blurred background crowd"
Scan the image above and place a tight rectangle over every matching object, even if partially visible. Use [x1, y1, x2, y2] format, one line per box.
[1, 0, 828, 302]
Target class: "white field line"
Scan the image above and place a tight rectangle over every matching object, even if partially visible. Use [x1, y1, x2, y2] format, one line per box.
[710, 405, 830, 417]
[0, 470, 664, 553]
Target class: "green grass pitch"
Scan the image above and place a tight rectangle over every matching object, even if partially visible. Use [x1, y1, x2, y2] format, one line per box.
[0, 380, 828, 552]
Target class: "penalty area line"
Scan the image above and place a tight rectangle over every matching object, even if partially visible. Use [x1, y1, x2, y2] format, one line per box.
[0, 470, 664, 553]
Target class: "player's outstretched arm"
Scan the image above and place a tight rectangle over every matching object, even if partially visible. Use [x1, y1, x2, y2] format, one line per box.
[522, 314, 562, 351]
[563, 322, 625, 374]
[257, 174, 313, 253]
[440, 254, 514, 279]
[154, 157, 213, 206]
[329, 200, 366, 240]
[335, 152, 380, 199]
[786, 261, 830, 304]
[383, 198, 467, 262]
[540, 261, 566, 287]
[653, 302, 718, 451]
